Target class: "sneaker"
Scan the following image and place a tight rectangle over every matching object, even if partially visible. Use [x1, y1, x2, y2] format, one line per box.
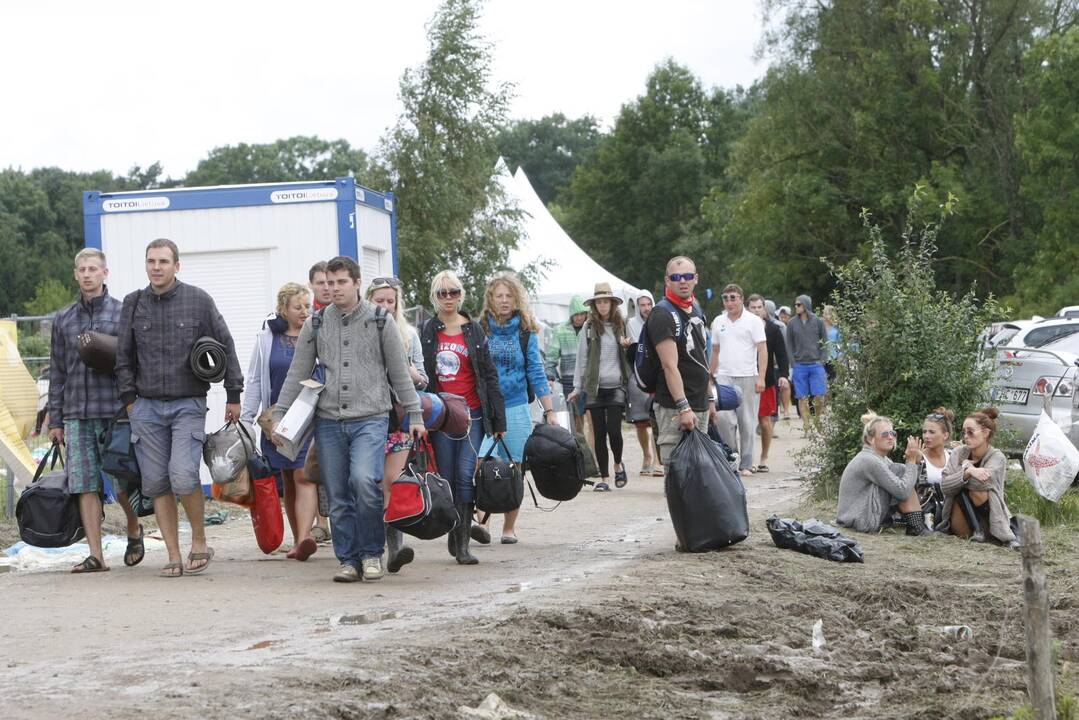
[593, 482, 611, 492]
[361, 557, 383, 581]
[333, 564, 360, 583]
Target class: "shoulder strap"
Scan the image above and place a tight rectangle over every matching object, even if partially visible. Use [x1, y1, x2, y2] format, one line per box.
[519, 325, 532, 394]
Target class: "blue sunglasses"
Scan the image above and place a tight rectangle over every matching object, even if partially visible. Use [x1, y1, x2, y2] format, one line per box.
[668, 272, 696, 282]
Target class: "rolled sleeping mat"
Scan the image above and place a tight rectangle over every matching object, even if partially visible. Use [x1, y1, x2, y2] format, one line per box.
[76, 331, 118, 374]
[189, 336, 228, 383]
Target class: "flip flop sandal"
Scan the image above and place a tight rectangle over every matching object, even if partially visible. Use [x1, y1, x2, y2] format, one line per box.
[614, 469, 628, 488]
[185, 547, 215, 575]
[755, 464, 770, 473]
[72, 556, 109, 573]
[159, 562, 184, 578]
[124, 524, 145, 567]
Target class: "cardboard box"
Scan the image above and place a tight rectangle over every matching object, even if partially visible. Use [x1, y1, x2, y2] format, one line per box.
[275, 379, 324, 461]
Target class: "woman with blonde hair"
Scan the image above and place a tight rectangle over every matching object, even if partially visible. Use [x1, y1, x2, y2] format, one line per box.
[836, 412, 933, 535]
[937, 407, 1017, 547]
[478, 272, 559, 543]
[420, 270, 506, 564]
[365, 276, 428, 573]
[241, 282, 320, 560]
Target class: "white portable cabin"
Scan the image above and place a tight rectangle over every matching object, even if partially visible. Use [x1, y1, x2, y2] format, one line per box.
[82, 178, 397, 487]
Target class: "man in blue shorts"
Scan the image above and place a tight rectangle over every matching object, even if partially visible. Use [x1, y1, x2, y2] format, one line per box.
[786, 294, 828, 432]
[116, 238, 244, 577]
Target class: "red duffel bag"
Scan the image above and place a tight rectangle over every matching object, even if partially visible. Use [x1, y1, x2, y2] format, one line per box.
[251, 475, 284, 554]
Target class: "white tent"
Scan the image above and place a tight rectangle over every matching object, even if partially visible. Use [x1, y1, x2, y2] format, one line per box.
[502, 164, 643, 326]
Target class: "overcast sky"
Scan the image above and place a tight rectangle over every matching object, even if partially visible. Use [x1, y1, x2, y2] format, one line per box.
[2, 1, 767, 179]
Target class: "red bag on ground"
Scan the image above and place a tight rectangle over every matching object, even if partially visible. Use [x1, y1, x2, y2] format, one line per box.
[250, 476, 284, 554]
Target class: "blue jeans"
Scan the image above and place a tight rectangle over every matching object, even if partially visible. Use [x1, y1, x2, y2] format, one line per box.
[314, 415, 389, 568]
[430, 407, 484, 504]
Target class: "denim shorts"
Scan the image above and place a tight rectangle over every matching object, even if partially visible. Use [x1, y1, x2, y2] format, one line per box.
[129, 397, 208, 497]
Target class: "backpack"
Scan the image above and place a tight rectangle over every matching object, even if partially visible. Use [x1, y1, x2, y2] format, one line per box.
[633, 298, 705, 393]
[523, 423, 592, 501]
[16, 443, 87, 548]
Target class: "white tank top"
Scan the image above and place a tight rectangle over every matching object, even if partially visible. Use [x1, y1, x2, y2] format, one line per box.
[923, 450, 950, 484]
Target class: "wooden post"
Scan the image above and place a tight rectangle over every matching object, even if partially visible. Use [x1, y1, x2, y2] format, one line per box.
[1019, 515, 1056, 720]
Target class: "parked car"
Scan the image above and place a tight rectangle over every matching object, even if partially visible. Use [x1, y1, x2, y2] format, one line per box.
[987, 316, 1079, 353]
[990, 335, 1079, 458]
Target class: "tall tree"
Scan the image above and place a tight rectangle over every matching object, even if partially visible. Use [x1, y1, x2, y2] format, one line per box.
[1012, 26, 1079, 314]
[560, 60, 750, 295]
[381, 0, 519, 306]
[0, 171, 71, 313]
[496, 113, 601, 205]
[185, 136, 373, 186]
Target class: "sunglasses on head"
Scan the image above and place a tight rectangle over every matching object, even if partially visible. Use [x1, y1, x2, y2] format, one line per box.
[370, 277, 401, 288]
[722, 293, 741, 301]
[436, 288, 462, 299]
[879, 430, 897, 438]
[668, 272, 696, 282]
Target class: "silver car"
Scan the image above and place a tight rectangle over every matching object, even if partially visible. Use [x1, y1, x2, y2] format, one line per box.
[991, 335, 1079, 457]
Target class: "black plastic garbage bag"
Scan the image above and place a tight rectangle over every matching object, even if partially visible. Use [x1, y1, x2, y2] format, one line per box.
[766, 515, 864, 563]
[666, 428, 749, 552]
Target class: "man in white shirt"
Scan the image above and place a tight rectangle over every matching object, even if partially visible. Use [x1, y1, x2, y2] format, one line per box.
[709, 283, 767, 477]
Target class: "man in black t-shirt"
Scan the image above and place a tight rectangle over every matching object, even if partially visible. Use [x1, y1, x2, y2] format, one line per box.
[647, 255, 715, 463]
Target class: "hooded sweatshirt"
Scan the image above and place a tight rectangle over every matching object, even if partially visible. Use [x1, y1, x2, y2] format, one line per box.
[545, 296, 588, 384]
[486, 312, 552, 408]
[786, 294, 828, 364]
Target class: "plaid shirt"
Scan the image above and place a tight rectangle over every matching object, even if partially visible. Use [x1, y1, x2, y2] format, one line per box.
[116, 280, 244, 405]
[48, 288, 124, 427]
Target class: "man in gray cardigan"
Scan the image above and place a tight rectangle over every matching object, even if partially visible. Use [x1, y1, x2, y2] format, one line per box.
[272, 256, 423, 583]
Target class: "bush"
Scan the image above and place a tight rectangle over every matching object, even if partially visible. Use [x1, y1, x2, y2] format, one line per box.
[800, 190, 1004, 499]
[1005, 470, 1079, 529]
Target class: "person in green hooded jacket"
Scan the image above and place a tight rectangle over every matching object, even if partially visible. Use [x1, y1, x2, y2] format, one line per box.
[546, 295, 589, 434]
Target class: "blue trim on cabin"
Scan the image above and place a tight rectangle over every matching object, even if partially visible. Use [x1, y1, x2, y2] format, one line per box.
[82, 192, 103, 249]
[388, 191, 399, 276]
[335, 177, 359, 260]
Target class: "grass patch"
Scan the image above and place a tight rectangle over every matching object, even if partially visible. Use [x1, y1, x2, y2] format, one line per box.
[1006, 469, 1079, 529]
[989, 691, 1079, 720]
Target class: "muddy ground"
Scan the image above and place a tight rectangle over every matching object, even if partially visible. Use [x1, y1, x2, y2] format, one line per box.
[3, 424, 1077, 719]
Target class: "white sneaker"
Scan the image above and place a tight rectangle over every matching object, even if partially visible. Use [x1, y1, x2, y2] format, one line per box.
[361, 557, 383, 581]
[333, 564, 360, 583]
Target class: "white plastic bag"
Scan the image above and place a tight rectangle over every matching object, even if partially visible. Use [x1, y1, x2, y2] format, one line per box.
[203, 422, 255, 485]
[1023, 411, 1079, 503]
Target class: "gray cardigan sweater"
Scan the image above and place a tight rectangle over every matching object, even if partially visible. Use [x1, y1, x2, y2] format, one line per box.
[272, 300, 420, 423]
[937, 445, 1015, 542]
[836, 446, 919, 532]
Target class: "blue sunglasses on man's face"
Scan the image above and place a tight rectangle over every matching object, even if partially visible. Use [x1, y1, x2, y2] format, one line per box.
[668, 272, 696, 282]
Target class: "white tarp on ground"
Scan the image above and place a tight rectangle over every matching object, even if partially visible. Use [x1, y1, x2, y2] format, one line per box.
[502, 164, 642, 326]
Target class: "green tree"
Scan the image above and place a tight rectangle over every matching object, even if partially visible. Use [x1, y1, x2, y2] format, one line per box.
[380, 0, 520, 307]
[23, 277, 74, 315]
[495, 113, 601, 205]
[0, 170, 71, 314]
[801, 193, 1003, 499]
[708, 0, 1074, 306]
[185, 136, 373, 186]
[1011, 26, 1079, 315]
[561, 60, 750, 297]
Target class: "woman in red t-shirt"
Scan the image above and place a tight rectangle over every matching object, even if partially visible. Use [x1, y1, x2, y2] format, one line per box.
[420, 270, 507, 565]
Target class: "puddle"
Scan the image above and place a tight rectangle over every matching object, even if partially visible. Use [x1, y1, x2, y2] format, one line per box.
[506, 582, 533, 593]
[333, 611, 402, 626]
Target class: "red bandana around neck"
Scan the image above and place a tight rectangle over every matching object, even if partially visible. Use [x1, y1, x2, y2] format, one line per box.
[665, 288, 695, 312]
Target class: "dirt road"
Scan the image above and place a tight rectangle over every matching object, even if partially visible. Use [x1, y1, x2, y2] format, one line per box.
[4, 424, 1076, 719]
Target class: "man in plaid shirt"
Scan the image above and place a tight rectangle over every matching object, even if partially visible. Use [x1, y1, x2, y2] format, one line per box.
[48, 248, 144, 573]
[116, 238, 243, 578]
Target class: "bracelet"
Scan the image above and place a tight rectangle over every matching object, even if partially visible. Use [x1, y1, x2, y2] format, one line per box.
[674, 398, 691, 413]
[543, 409, 554, 417]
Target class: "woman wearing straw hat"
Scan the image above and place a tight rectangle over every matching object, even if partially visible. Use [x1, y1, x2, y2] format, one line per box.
[568, 282, 631, 491]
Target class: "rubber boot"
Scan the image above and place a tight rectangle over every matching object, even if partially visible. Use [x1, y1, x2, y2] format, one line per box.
[385, 524, 414, 574]
[957, 491, 985, 542]
[454, 503, 478, 565]
[902, 511, 933, 537]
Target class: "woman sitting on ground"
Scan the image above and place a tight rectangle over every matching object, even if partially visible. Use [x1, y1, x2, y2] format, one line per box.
[836, 412, 933, 536]
[916, 407, 954, 524]
[937, 407, 1018, 548]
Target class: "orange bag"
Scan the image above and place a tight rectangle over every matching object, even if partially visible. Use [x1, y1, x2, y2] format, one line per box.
[211, 466, 254, 508]
[250, 476, 284, 554]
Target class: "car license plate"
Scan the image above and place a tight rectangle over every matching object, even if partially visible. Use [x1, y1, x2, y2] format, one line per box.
[996, 386, 1029, 405]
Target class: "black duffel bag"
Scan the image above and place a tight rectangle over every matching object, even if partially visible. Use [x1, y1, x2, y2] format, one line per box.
[100, 409, 140, 483]
[524, 423, 591, 501]
[474, 437, 523, 520]
[385, 440, 458, 540]
[16, 443, 86, 548]
[666, 428, 749, 552]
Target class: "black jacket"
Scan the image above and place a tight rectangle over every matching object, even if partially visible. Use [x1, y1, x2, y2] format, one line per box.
[420, 311, 507, 436]
[764, 320, 790, 388]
